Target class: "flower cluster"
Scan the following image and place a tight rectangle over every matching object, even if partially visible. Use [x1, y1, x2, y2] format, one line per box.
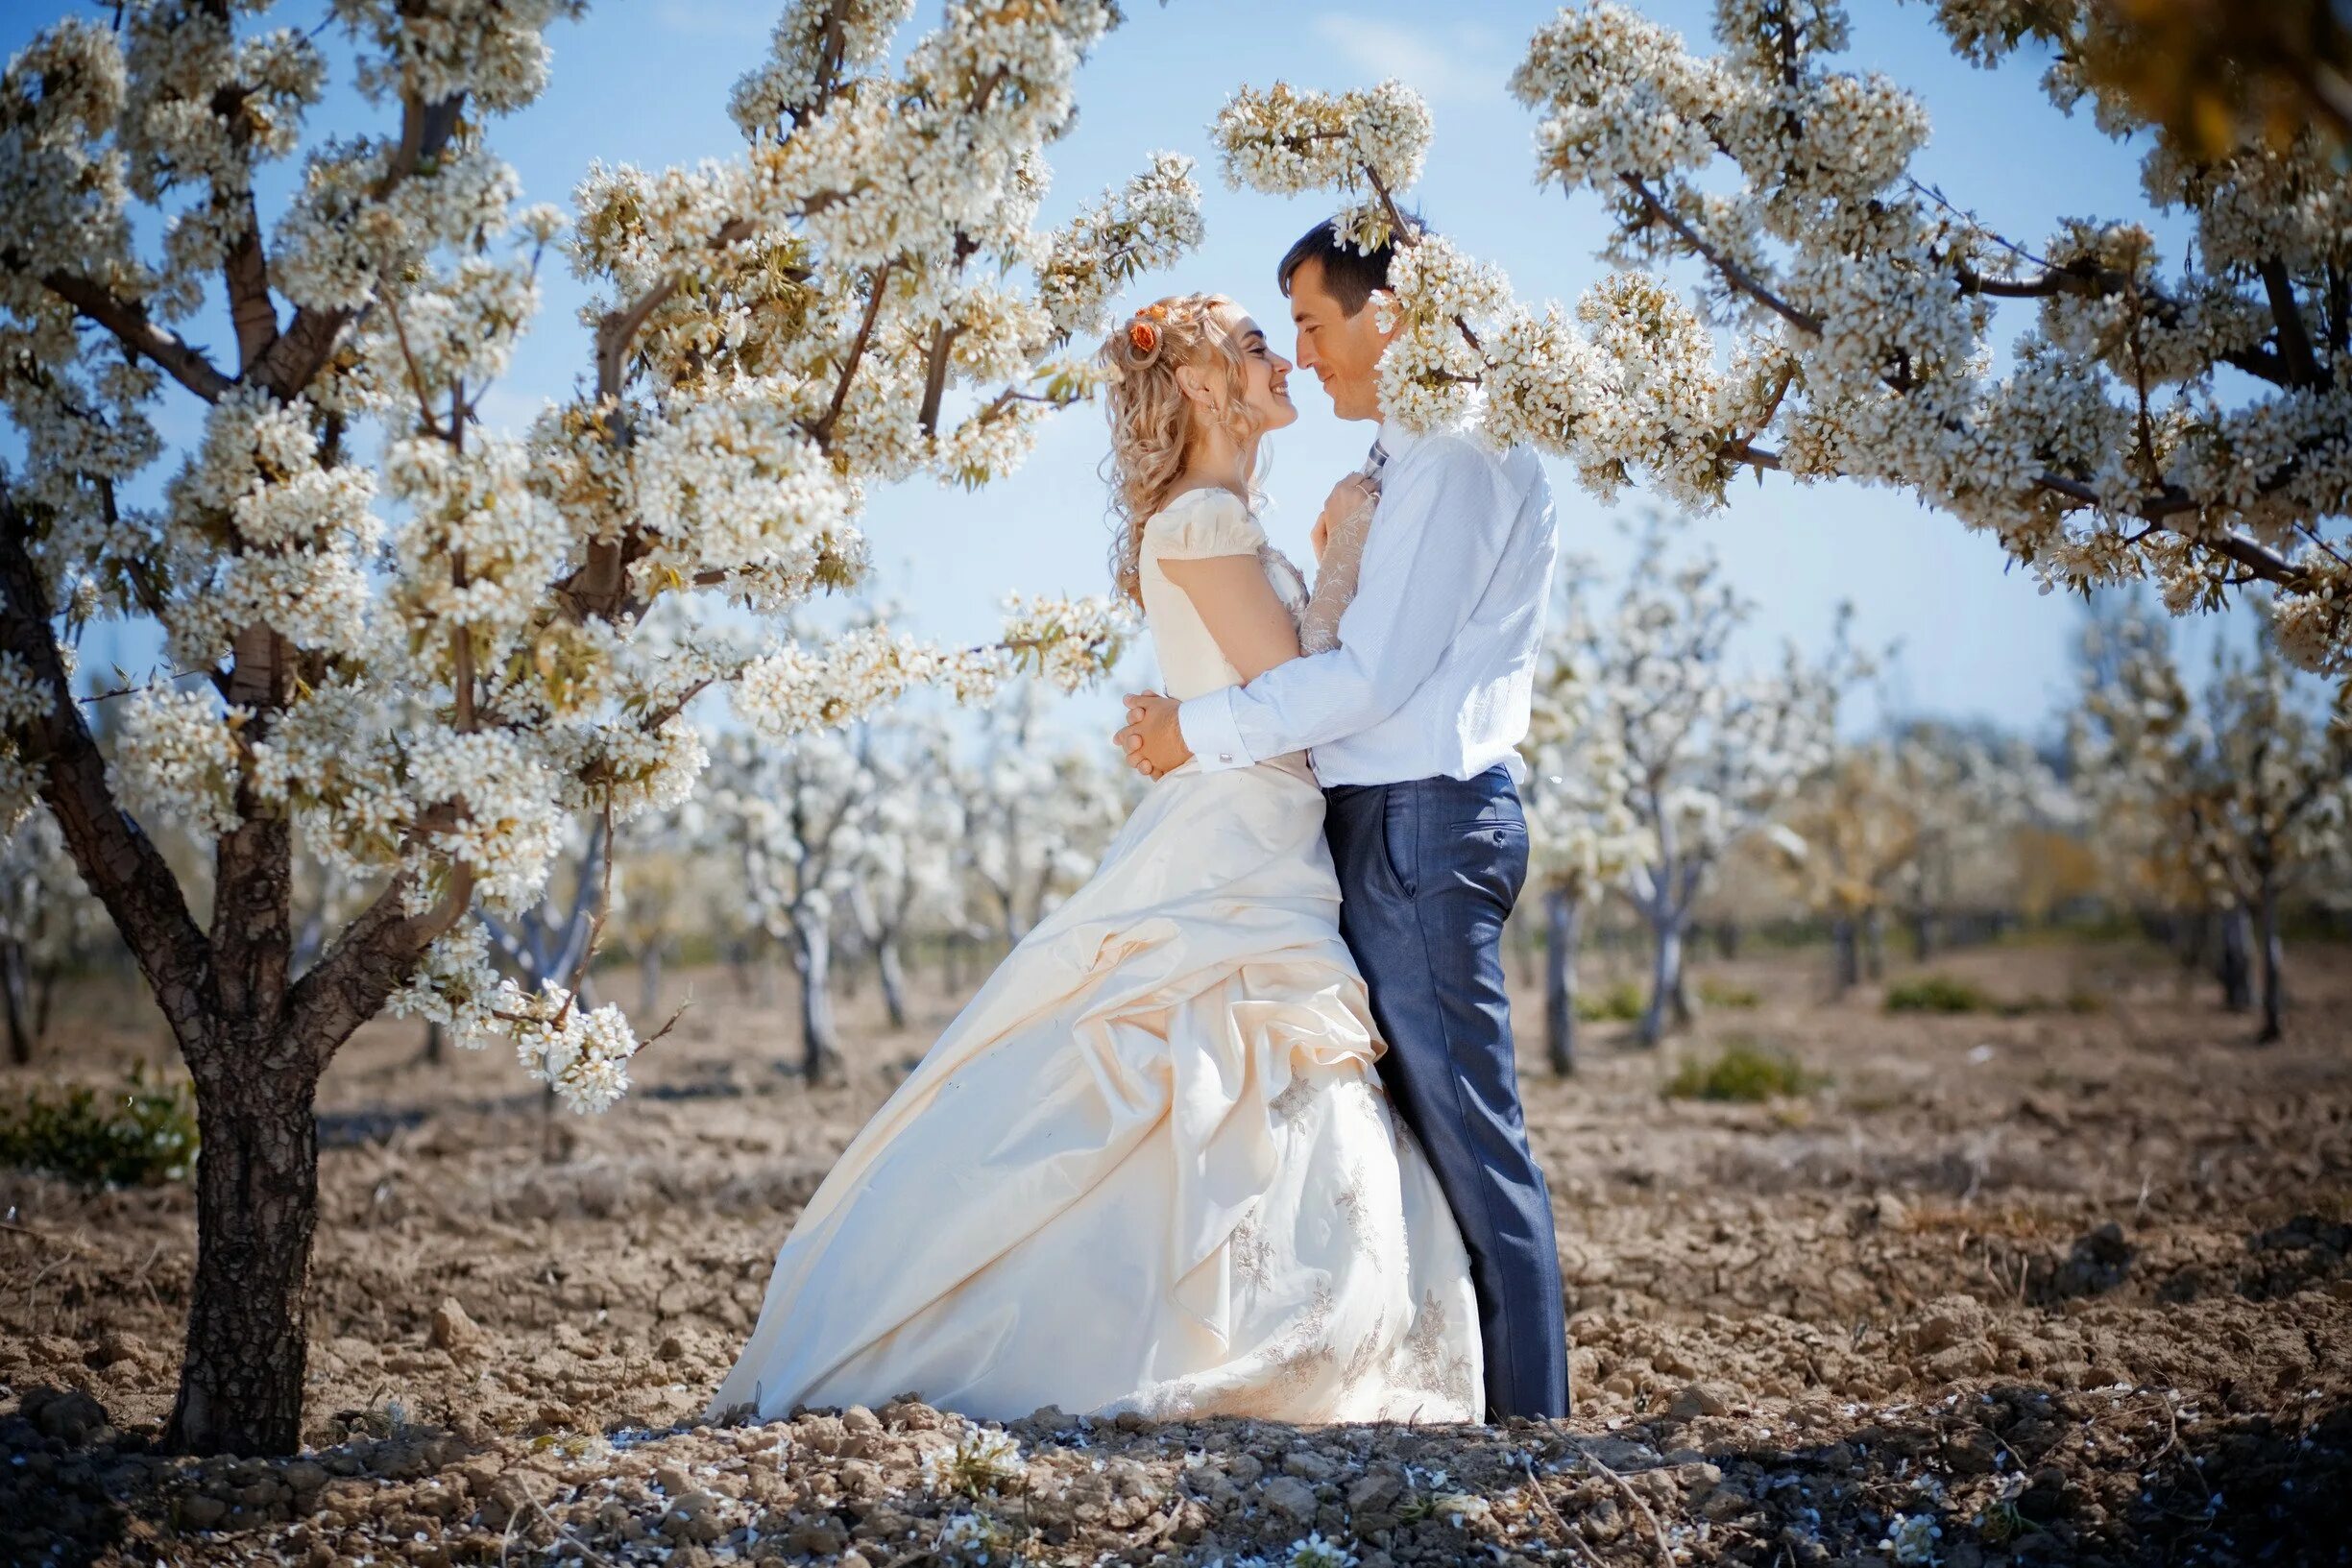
[1212, 3, 2349, 675]
[0, 0, 1184, 1124]
[1213, 80, 1430, 251]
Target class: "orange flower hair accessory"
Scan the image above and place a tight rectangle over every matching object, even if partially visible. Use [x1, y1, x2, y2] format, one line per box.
[1128, 318, 1160, 353]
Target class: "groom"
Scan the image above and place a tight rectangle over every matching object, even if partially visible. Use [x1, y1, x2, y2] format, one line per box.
[1115, 219, 1569, 1421]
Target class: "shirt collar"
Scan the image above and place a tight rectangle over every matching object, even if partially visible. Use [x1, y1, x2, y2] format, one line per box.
[1375, 411, 1471, 466]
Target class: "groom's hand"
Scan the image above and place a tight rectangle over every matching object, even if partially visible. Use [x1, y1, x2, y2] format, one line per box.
[1116, 692, 1191, 780]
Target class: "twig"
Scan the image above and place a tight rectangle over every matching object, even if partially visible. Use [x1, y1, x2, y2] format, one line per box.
[1578, 1444, 1677, 1568]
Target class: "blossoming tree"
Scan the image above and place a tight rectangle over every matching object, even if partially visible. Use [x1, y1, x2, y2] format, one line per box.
[1519, 574, 1652, 1074]
[1539, 519, 1849, 1047]
[0, 805, 114, 1063]
[951, 678, 1130, 948]
[0, 0, 1183, 1454]
[2073, 606, 2350, 1043]
[1213, 1, 2349, 682]
[842, 713, 962, 1031]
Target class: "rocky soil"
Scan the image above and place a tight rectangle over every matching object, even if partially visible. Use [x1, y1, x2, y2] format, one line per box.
[4, 938, 2348, 1566]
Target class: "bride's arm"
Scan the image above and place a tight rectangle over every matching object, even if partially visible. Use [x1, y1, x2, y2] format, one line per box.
[1158, 554, 1302, 684]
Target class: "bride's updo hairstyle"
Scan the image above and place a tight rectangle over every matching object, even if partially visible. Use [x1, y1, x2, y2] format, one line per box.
[1100, 292, 1262, 606]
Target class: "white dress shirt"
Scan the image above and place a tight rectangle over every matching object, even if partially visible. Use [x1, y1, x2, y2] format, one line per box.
[1177, 414, 1558, 787]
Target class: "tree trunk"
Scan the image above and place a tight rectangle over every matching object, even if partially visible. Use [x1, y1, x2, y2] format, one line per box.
[1908, 907, 1934, 961]
[2219, 905, 2254, 1012]
[1861, 905, 1886, 982]
[1831, 916, 1860, 996]
[2256, 880, 2285, 1045]
[164, 1049, 322, 1456]
[2, 942, 30, 1065]
[422, 1019, 444, 1064]
[1713, 919, 1740, 961]
[793, 918, 838, 1081]
[877, 936, 909, 1030]
[1544, 889, 1580, 1076]
[1637, 916, 1684, 1048]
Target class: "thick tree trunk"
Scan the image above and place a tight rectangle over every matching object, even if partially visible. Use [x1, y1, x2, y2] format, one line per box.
[2219, 905, 2254, 1012]
[1544, 889, 1581, 1076]
[2257, 881, 2285, 1045]
[1637, 917, 1684, 1048]
[793, 919, 838, 1081]
[1831, 916, 1861, 995]
[877, 936, 909, 1030]
[165, 1049, 322, 1457]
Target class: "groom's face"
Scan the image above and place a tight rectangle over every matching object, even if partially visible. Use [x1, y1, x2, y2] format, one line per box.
[1287, 256, 1394, 423]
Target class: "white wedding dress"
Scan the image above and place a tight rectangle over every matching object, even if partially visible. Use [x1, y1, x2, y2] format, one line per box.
[708, 488, 1483, 1425]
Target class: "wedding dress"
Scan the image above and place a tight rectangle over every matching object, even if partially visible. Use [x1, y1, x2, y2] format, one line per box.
[707, 486, 1482, 1425]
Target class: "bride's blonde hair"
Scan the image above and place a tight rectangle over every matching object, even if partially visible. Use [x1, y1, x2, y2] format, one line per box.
[1100, 292, 1265, 606]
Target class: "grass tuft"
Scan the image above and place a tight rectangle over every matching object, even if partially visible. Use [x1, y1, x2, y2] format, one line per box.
[0, 1063, 198, 1187]
[1884, 974, 1996, 1014]
[1663, 1041, 1825, 1102]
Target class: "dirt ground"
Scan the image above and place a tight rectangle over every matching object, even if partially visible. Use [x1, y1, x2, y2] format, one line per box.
[3, 935, 2349, 1566]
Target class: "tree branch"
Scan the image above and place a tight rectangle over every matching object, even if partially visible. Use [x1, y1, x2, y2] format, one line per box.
[806, 260, 892, 450]
[1620, 173, 1823, 337]
[0, 481, 215, 1045]
[283, 859, 473, 1064]
[28, 267, 233, 401]
[246, 93, 466, 398]
[2260, 257, 2323, 387]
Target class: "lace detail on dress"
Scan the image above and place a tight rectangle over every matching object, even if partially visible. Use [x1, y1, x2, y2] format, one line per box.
[1299, 483, 1378, 656]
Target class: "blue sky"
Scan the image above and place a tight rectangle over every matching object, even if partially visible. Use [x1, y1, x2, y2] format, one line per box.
[6, 0, 2229, 732]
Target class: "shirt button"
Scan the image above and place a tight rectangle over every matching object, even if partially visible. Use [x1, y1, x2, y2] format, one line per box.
[1219, 753, 1234, 763]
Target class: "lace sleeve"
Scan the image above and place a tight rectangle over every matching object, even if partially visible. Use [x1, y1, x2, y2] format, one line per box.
[1299, 484, 1378, 656]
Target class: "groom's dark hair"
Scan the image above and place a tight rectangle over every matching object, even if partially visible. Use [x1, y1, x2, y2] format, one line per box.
[1277, 215, 1426, 316]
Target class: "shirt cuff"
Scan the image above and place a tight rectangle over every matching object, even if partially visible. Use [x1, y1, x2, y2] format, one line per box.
[1177, 688, 1253, 773]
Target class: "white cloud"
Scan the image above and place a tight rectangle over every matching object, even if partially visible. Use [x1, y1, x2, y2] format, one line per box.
[1307, 13, 1507, 105]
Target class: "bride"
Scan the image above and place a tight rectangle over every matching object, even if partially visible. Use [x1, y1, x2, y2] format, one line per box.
[707, 292, 1482, 1425]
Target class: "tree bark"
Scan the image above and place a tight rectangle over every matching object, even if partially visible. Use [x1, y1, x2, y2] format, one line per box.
[422, 1019, 445, 1064]
[164, 1048, 322, 1456]
[2256, 880, 2285, 1045]
[792, 917, 838, 1081]
[1544, 889, 1581, 1076]
[877, 936, 909, 1029]
[1638, 916, 1684, 1048]
[2219, 905, 2254, 1012]
[3, 942, 31, 1065]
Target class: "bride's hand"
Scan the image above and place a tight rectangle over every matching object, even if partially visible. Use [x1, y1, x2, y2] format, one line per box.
[1312, 474, 1377, 565]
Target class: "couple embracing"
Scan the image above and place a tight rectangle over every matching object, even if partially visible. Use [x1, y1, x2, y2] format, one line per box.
[708, 219, 1569, 1427]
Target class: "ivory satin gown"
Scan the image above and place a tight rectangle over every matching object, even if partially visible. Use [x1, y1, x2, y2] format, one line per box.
[708, 488, 1483, 1425]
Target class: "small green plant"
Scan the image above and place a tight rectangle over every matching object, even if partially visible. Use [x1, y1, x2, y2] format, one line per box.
[1664, 1042, 1824, 1102]
[0, 1064, 199, 1187]
[1575, 980, 1644, 1023]
[1884, 975, 1995, 1014]
[1697, 977, 1761, 1008]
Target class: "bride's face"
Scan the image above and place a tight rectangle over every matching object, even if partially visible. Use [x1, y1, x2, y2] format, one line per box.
[1217, 303, 1297, 436]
